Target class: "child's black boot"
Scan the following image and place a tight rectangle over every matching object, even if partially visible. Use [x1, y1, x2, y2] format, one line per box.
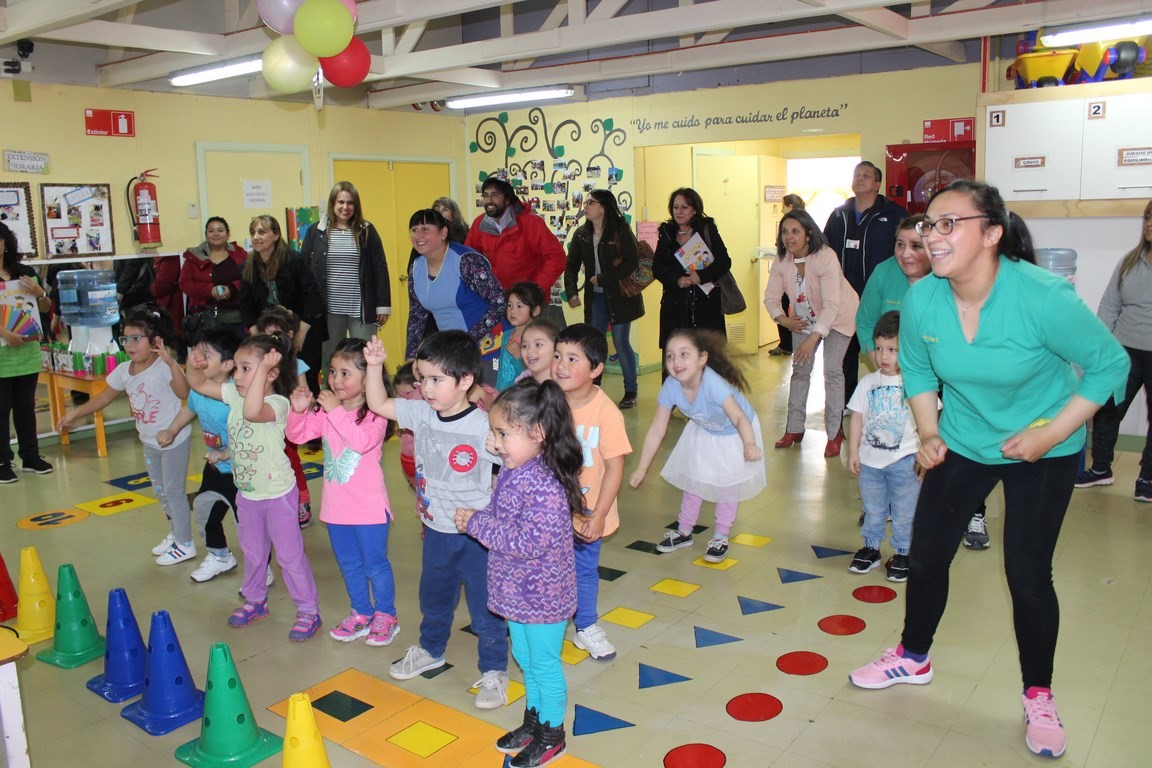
[510, 720, 566, 767]
[497, 706, 539, 754]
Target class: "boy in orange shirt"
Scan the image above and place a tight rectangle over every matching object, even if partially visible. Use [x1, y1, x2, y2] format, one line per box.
[552, 324, 632, 660]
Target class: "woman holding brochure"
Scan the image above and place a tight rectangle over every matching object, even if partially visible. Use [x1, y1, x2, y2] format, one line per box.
[763, 209, 859, 457]
[652, 188, 732, 365]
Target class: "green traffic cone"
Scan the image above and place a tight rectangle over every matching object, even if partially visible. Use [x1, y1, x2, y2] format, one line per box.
[35, 563, 106, 669]
[175, 642, 282, 767]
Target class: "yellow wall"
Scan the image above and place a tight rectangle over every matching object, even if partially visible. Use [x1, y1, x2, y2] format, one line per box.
[0, 83, 467, 256]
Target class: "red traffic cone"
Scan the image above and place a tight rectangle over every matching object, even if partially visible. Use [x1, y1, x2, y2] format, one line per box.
[0, 550, 17, 622]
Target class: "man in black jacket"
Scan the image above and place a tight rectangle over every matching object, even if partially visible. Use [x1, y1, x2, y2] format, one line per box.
[823, 161, 908, 405]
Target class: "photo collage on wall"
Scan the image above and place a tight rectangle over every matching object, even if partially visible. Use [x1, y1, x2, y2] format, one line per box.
[40, 183, 115, 256]
[0, 182, 38, 257]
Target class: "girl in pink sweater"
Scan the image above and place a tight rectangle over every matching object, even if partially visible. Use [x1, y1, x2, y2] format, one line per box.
[287, 338, 400, 646]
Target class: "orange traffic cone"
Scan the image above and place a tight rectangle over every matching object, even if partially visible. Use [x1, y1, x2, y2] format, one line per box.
[13, 547, 54, 644]
[0, 550, 17, 622]
[282, 693, 331, 768]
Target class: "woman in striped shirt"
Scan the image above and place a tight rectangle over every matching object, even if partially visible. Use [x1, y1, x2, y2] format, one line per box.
[302, 182, 391, 386]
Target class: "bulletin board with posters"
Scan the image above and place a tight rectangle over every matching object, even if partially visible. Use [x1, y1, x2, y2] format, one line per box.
[39, 183, 115, 256]
[0, 181, 38, 257]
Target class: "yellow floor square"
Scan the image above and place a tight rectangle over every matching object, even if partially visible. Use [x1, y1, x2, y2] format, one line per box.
[186, 473, 202, 484]
[730, 532, 772, 547]
[468, 677, 526, 705]
[561, 639, 590, 664]
[692, 556, 740, 571]
[268, 668, 423, 744]
[388, 720, 457, 758]
[649, 578, 701, 597]
[599, 606, 655, 629]
[75, 491, 156, 516]
[344, 698, 505, 768]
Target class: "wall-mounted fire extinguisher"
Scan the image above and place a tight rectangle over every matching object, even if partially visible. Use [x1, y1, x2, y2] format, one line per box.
[126, 169, 162, 247]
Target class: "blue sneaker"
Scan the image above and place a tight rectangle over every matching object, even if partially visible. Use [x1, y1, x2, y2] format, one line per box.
[1074, 467, 1113, 488]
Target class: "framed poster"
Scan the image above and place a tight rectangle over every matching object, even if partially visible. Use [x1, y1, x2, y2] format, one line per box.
[0, 181, 38, 257]
[39, 183, 115, 256]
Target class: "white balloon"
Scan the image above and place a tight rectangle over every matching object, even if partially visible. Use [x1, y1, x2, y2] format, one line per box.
[262, 35, 318, 92]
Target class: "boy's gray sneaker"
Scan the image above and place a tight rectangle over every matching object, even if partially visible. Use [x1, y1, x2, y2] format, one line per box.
[389, 645, 446, 680]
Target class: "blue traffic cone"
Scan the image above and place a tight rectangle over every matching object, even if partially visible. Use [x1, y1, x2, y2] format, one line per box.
[121, 610, 205, 735]
[36, 563, 106, 669]
[87, 588, 147, 702]
[175, 642, 282, 767]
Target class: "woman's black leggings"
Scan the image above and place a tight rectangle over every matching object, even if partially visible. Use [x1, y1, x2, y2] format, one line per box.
[901, 450, 1078, 689]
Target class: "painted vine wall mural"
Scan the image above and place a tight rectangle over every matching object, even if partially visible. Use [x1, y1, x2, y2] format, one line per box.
[468, 107, 633, 242]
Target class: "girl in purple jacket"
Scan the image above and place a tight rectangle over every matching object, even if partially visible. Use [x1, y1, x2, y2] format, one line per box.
[455, 379, 583, 768]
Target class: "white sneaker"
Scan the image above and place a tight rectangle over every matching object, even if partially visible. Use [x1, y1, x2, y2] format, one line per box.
[156, 541, 197, 566]
[190, 553, 237, 582]
[389, 645, 446, 680]
[266, 563, 275, 587]
[474, 670, 509, 709]
[151, 533, 176, 556]
[574, 623, 617, 660]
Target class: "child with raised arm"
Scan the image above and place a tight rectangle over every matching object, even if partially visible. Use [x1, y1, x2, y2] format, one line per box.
[287, 337, 400, 645]
[846, 311, 926, 583]
[56, 307, 195, 566]
[185, 332, 321, 641]
[630, 328, 765, 563]
[551, 323, 632, 661]
[364, 332, 510, 709]
[456, 379, 583, 768]
[157, 327, 241, 582]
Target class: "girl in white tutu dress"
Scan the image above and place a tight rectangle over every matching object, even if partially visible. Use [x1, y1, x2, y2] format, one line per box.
[630, 328, 766, 563]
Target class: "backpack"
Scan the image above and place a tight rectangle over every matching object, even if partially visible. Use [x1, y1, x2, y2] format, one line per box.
[616, 237, 654, 298]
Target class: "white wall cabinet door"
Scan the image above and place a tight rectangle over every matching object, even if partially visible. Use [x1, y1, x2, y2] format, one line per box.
[1080, 93, 1152, 200]
[984, 101, 1084, 201]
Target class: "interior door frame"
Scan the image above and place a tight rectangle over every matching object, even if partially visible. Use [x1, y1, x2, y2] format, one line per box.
[196, 141, 311, 231]
[327, 154, 459, 200]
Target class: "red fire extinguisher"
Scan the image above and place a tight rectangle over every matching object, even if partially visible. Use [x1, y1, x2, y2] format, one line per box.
[126, 169, 162, 247]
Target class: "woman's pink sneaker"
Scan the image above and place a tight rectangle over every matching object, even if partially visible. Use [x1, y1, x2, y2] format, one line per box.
[1022, 690, 1066, 758]
[849, 647, 933, 689]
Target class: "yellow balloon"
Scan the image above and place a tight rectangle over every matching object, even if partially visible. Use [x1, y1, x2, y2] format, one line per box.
[262, 35, 319, 92]
[294, 0, 354, 58]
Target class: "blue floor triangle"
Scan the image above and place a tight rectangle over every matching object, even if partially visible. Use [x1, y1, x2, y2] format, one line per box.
[777, 567, 822, 584]
[572, 704, 635, 736]
[694, 626, 743, 648]
[737, 596, 784, 615]
[638, 663, 692, 689]
[811, 545, 854, 559]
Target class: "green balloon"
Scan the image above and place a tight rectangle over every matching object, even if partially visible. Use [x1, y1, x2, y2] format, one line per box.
[295, 0, 354, 58]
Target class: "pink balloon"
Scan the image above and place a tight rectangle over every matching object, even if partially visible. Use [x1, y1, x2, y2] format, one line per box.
[320, 36, 371, 88]
[258, 0, 305, 35]
[339, 0, 358, 21]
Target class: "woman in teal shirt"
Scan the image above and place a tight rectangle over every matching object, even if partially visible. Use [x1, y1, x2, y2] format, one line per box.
[848, 181, 1129, 759]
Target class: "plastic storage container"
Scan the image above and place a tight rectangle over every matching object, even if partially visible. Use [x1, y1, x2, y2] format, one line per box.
[57, 269, 120, 327]
[1035, 248, 1077, 282]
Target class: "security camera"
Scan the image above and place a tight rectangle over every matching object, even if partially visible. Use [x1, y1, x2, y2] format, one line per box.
[16, 39, 33, 60]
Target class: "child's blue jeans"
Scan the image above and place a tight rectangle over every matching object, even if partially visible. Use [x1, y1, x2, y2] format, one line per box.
[859, 454, 920, 554]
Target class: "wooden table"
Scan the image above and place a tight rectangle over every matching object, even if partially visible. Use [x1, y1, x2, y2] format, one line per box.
[0, 630, 30, 768]
[39, 369, 111, 458]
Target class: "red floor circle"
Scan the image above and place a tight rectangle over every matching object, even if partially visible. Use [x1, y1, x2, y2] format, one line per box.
[818, 614, 866, 635]
[664, 743, 726, 768]
[726, 692, 783, 722]
[853, 585, 898, 603]
[776, 650, 828, 675]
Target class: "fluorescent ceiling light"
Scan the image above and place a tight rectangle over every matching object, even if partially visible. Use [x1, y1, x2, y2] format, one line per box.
[1039, 17, 1152, 46]
[445, 87, 576, 110]
[170, 57, 263, 87]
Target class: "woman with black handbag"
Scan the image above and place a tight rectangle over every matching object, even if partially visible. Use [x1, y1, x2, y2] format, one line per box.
[179, 216, 247, 341]
[565, 189, 645, 408]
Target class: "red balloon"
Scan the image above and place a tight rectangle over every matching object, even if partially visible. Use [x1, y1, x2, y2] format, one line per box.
[320, 36, 371, 88]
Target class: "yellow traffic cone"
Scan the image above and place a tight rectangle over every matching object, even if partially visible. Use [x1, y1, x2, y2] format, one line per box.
[14, 547, 54, 645]
[282, 693, 331, 768]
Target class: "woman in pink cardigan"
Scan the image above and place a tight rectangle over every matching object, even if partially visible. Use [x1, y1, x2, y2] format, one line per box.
[764, 209, 860, 458]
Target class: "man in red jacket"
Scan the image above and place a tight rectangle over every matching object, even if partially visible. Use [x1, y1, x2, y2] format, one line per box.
[465, 178, 565, 301]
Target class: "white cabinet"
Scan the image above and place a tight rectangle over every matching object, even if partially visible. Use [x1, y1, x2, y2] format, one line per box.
[983, 101, 1084, 201]
[1080, 93, 1152, 200]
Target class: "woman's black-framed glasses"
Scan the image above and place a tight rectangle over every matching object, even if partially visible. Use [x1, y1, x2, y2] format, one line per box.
[915, 215, 989, 237]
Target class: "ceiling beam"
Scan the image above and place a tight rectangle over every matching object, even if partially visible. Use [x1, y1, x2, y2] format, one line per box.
[840, 8, 909, 38]
[0, 0, 142, 44]
[39, 20, 226, 56]
[96, 0, 527, 87]
[394, 21, 427, 56]
[506, 0, 570, 70]
[917, 40, 968, 62]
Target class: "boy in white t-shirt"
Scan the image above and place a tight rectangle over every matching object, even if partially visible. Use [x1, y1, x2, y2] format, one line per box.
[846, 311, 923, 583]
